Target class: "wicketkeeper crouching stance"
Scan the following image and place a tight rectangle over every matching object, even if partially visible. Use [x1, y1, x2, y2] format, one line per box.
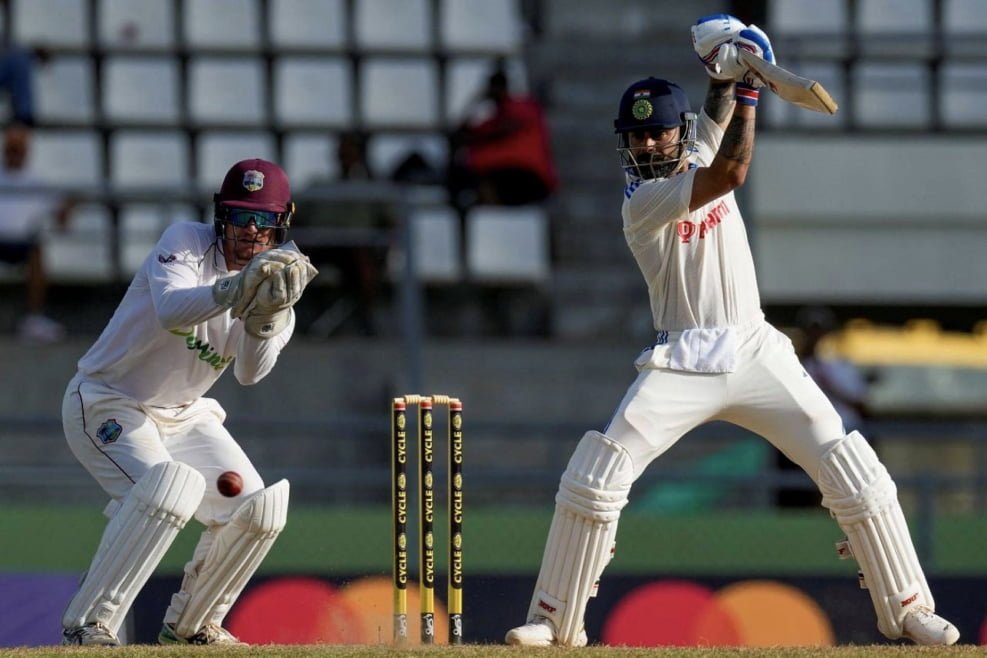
[505, 15, 959, 648]
[60, 159, 318, 646]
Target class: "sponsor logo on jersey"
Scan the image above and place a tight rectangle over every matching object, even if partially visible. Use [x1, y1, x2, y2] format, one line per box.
[676, 199, 729, 244]
[169, 329, 235, 371]
[158, 253, 176, 264]
[96, 419, 122, 444]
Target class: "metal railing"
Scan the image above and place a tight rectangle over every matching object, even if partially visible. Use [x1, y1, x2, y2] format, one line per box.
[5, 179, 449, 391]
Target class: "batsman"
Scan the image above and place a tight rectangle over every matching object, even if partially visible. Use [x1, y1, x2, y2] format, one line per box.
[506, 15, 959, 647]
[60, 159, 318, 645]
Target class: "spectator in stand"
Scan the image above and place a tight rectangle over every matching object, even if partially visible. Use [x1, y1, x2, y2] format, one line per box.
[448, 64, 558, 211]
[0, 123, 72, 343]
[301, 131, 393, 336]
[0, 45, 51, 126]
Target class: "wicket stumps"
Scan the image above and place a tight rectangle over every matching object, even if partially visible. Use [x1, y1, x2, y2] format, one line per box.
[391, 394, 464, 645]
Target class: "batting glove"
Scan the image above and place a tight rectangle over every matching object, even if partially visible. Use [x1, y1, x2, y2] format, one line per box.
[735, 24, 775, 88]
[691, 14, 747, 80]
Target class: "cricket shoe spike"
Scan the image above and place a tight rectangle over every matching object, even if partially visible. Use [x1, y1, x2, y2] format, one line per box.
[505, 615, 588, 647]
[158, 622, 246, 645]
[62, 622, 120, 646]
[901, 607, 959, 646]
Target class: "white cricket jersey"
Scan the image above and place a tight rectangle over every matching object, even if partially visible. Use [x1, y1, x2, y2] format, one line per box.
[621, 109, 762, 332]
[77, 222, 293, 407]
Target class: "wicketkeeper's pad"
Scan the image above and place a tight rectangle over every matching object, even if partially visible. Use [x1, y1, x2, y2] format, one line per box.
[167, 479, 289, 637]
[62, 461, 205, 633]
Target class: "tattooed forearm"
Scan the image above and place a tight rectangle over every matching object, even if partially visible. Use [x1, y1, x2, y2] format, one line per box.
[704, 81, 735, 123]
[720, 114, 755, 164]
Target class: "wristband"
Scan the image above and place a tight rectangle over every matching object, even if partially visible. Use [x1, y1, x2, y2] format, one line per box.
[735, 82, 759, 107]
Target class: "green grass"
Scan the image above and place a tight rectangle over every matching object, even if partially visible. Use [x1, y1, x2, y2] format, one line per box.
[0, 646, 982, 658]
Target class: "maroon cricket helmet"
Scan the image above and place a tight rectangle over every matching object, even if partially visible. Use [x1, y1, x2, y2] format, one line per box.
[216, 159, 292, 212]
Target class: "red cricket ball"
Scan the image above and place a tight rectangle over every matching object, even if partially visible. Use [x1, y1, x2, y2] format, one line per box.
[217, 471, 243, 497]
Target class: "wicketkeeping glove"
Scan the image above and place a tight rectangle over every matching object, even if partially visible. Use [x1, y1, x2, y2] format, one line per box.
[229, 253, 317, 319]
[691, 13, 747, 80]
[243, 307, 292, 339]
[212, 248, 300, 311]
[238, 249, 318, 339]
[241, 255, 319, 316]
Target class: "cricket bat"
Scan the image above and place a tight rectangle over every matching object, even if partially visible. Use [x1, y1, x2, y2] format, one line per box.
[737, 49, 838, 115]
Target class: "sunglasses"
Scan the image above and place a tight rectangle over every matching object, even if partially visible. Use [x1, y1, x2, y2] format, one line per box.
[222, 208, 288, 230]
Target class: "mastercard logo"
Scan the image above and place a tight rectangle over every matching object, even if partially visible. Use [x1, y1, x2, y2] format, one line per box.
[227, 576, 449, 645]
[227, 575, 982, 646]
[603, 580, 834, 646]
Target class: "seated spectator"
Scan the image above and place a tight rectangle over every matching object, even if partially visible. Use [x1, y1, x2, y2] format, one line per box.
[448, 65, 558, 211]
[391, 150, 444, 187]
[0, 45, 51, 126]
[300, 131, 393, 337]
[0, 124, 72, 343]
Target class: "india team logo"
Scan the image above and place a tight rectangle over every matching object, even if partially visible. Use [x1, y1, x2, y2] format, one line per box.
[242, 169, 265, 192]
[632, 98, 653, 120]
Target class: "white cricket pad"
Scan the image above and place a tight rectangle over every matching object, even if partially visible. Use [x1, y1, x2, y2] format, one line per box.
[168, 479, 289, 637]
[817, 431, 933, 639]
[525, 431, 633, 646]
[62, 461, 205, 633]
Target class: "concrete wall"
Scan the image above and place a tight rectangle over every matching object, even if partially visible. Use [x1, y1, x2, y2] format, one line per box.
[750, 136, 987, 303]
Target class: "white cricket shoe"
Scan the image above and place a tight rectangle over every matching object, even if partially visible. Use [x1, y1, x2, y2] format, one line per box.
[505, 616, 588, 647]
[61, 622, 120, 646]
[158, 622, 246, 645]
[902, 606, 960, 646]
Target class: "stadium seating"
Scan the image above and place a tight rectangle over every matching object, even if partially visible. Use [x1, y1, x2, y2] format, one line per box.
[9, 0, 525, 284]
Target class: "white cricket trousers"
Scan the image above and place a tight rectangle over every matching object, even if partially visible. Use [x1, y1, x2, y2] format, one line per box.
[606, 320, 848, 482]
[62, 373, 264, 525]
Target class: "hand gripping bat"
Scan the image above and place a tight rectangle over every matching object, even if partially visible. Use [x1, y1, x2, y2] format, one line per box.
[738, 49, 838, 115]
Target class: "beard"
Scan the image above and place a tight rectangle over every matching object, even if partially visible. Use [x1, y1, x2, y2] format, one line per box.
[222, 228, 276, 268]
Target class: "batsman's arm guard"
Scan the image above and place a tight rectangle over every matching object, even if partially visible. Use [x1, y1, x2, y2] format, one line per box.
[526, 431, 633, 646]
[818, 431, 933, 639]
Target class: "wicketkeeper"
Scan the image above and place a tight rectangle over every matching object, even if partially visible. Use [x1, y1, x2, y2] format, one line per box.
[60, 158, 318, 646]
[505, 14, 959, 647]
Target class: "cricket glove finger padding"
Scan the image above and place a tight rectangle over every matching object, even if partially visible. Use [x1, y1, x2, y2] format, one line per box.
[526, 431, 633, 646]
[691, 14, 747, 80]
[166, 479, 290, 638]
[817, 431, 933, 640]
[239, 253, 316, 338]
[735, 24, 775, 87]
[214, 248, 300, 313]
[62, 462, 206, 634]
[246, 256, 319, 315]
